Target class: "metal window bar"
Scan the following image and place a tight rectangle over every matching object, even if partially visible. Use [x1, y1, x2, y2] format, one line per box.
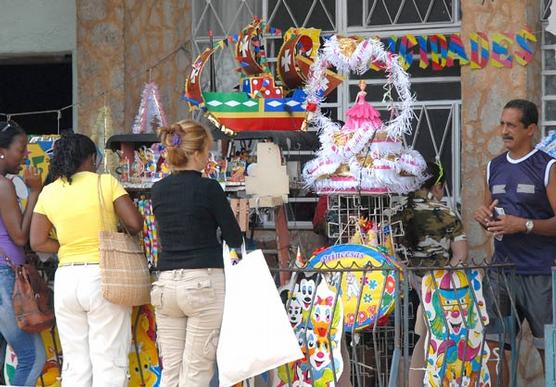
[340, 0, 460, 33]
[542, 16, 556, 135]
[543, 0, 552, 22]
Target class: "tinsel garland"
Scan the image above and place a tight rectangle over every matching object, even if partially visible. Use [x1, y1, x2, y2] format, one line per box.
[301, 35, 427, 195]
[304, 36, 414, 139]
[131, 81, 168, 134]
[92, 105, 118, 173]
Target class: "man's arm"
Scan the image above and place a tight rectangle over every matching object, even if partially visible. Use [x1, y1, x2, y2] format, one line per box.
[487, 164, 556, 236]
[449, 239, 468, 265]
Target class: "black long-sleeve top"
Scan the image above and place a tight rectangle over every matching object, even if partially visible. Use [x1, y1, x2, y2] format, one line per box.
[151, 170, 243, 271]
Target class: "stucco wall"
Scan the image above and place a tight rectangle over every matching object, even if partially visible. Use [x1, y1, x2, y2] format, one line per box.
[76, 0, 192, 137]
[0, 0, 77, 129]
[461, 1, 544, 385]
[0, 0, 75, 55]
[461, 0, 542, 260]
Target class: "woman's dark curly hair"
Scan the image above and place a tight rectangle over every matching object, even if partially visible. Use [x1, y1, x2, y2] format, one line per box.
[0, 120, 26, 150]
[50, 133, 97, 184]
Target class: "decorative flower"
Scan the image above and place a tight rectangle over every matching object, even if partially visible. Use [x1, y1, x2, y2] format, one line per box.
[171, 133, 182, 146]
[385, 275, 396, 294]
[369, 279, 378, 290]
[363, 294, 372, 303]
[358, 311, 367, 323]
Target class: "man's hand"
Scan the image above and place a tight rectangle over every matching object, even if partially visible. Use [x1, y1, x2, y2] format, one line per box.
[486, 214, 526, 236]
[473, 199, 498, 229]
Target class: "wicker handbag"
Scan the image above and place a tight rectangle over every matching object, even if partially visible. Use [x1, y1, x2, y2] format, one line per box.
[97, 175, 151, 306]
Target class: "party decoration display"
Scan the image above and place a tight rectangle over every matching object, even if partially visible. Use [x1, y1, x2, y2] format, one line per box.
[136, 198, 159, 268]
[8, 135, 59, 209]
[429, 34, 448, 71]
[515, 28, 536, 66]
[491, 32, 513, 68]
[422, 269, 490, 386]
[26, 135, 58, 177]
[306, 244, 401, 332]
[184, 18, 343, 134]
[117, 144, 170, 185]
[385, 29, 536, 70]
[131, 81, 168, 134]
[245, 142, 289, 204]
[92, 105, 118, 173]
[277, 27, 320, 90]
[447, 33, 470, 67]
[470, 32, 490, 69]
[129, 305, 162, 387]
[417, 35, 430, 69]
[274, 274, 344, 386]
[537, 130, 556, 157]
[397, 34, 418, 70]
[302, 36, 427, 194]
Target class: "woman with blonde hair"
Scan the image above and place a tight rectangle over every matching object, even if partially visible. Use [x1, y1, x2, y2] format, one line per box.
[151, 120, 242, 386]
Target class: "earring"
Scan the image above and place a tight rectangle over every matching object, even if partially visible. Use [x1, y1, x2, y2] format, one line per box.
[0, 155, 5, 159]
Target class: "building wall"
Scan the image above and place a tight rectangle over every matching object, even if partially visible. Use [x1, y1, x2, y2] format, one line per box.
[461, 0, 542, 261]
[461, 1, 544, 385]
[0, 0, 75, 55]
[76, 0, 192, 137]
[0, 0, 77, 129]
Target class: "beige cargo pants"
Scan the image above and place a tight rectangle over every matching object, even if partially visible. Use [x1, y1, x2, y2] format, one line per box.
[151, 268, 225, 387]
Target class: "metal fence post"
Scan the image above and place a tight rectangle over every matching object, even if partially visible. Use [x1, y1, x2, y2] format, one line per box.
[545, 267, 556, 387]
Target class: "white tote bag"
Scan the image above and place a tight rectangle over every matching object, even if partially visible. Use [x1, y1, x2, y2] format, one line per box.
[217, 243, 303, 387]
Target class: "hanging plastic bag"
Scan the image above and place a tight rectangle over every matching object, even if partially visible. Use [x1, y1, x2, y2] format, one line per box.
[217, 243, 303, 387]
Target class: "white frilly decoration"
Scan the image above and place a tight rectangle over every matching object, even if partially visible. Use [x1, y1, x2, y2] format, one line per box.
[302, 35, 426, 195]
[537, 130, 556, 158]
[304, 36, 415, 139]
[131, 81, 168, 134]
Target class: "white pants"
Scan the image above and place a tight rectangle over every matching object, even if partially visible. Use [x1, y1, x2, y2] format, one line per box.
[151, 268, 225, 387]
[54, 264, 131, 387]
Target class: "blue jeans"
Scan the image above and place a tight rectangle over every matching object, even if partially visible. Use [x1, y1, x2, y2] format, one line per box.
[0, 265, 46, 386]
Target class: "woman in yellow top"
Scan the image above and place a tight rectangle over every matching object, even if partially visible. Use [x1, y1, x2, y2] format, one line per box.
[30, 133, 143, 387]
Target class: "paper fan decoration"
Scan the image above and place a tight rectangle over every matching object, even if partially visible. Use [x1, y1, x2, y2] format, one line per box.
[131, 81, 168, 134]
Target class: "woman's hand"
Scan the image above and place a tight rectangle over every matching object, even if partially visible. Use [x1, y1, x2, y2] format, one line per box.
[23, 166, 43, 193]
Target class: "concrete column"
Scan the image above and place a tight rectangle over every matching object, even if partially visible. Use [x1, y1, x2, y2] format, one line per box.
[76, 0, 125, 136]
[460, 0, 541, 260]
[123, 0, 192, 130]
[76, 0, 192, 136]
[461, 2, 545, 383]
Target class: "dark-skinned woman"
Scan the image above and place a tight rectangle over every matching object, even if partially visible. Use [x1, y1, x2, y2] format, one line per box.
[30, 133, 143, 387]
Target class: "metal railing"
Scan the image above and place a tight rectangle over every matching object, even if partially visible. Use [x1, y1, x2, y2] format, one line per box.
[269, 260, 517, 387]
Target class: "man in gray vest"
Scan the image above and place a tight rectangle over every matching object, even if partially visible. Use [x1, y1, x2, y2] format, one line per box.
[474, 99, 556, 383]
